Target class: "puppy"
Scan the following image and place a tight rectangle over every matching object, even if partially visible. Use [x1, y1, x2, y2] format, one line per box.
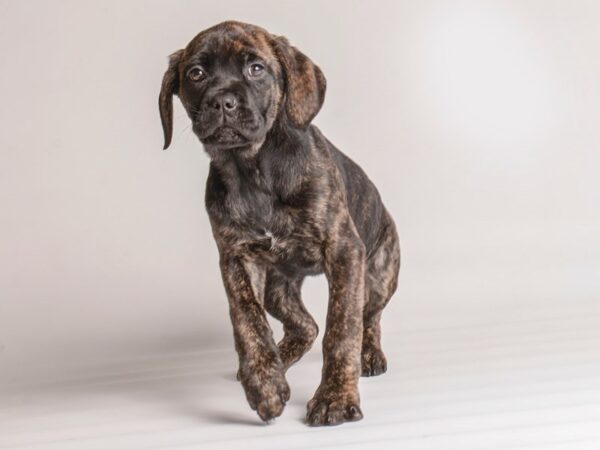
[159, 21, 400, 426]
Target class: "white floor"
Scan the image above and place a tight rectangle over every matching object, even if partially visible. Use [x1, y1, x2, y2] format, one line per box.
[2, 306, 600, 450]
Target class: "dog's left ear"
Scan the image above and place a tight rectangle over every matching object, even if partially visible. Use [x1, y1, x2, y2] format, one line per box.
[159, 49, 184, 150]
[272, 37, 327, 129]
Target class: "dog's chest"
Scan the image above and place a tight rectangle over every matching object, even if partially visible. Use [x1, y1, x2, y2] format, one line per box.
[228, 198, 323, 275]
[240, 225, 323, 275]
[209, 162, 325, 275]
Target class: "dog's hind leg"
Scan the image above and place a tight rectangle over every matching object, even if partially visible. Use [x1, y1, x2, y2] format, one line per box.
[264, 270, 318, 371]
[362, 211, 400, 377]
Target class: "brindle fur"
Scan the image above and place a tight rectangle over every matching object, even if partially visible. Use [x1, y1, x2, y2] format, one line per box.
[159, 21, 400, 426]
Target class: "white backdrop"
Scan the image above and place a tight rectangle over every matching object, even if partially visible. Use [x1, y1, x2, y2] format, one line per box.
[1, 0, 600, 390]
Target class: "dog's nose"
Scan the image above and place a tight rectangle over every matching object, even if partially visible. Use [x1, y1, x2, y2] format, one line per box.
[211, 93, 238, 112]
[222, 93, 238, 111]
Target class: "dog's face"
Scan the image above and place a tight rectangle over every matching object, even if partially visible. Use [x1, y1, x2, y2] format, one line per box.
[159, 21, 327, 157]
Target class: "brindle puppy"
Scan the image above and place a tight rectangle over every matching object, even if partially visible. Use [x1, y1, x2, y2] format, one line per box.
[159, 21, 400, 426]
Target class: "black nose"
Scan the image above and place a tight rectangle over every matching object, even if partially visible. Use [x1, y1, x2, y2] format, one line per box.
[211, 93, 238, 112]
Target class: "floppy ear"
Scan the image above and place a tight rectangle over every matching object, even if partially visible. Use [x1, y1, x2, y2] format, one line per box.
[159, 49, 184, 150]
[272, 37, 326, 129]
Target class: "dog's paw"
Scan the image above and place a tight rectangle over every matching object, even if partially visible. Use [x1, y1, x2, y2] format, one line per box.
[361, 346, 387, 377]
[241, 368, 290, 422]
[306, 390, 363, 426]
[255, 389, 288, 422]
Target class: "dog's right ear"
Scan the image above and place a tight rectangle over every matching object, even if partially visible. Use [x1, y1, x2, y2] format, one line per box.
[159, 50, 184, 150]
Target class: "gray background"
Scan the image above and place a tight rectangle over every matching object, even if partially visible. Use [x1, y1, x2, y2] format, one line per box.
[2, 0, 599, 388]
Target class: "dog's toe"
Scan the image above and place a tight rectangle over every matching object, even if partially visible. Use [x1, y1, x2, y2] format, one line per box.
[242, 371, 290, 423]
[306, 396, 363, 426]
[256, 394, 285, 422]
[361, 346, 387, 377]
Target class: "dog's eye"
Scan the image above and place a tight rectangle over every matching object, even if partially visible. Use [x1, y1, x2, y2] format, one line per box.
[187, 66, 206, 82]
[248, 63, 265, 77]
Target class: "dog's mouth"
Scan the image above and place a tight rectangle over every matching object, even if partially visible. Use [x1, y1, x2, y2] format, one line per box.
[193, 110, 267, 151]
[201, 125, 250, 149]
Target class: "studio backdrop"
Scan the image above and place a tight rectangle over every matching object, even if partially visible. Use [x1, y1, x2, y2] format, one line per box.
[1, 0, 599, 387]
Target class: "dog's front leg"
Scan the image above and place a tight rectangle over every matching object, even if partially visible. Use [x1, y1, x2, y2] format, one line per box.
[219, 253, 290, 422]
[306, 220, 366, 426]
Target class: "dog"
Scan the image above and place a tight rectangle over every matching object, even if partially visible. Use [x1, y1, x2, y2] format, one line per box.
[159, 21, 400, 426]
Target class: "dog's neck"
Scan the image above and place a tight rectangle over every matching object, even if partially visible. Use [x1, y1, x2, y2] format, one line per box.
[206, 120, 312, 198]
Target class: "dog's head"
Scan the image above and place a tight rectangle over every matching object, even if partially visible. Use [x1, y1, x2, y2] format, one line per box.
[159, 21, 326, 156]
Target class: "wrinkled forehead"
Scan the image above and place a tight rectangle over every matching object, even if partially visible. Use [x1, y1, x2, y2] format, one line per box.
[183, 22, 278, 69]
